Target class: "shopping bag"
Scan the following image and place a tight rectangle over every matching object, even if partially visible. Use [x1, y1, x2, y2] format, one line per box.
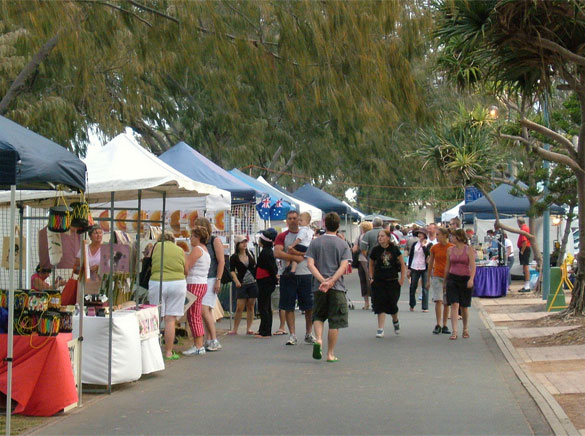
[212, 295, 224, 321]
[61, 277, 78, 305]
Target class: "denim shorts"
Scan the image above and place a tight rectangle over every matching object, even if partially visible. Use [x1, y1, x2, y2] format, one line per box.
[236, 282, 259, 299]
[278, 274, 314, 311]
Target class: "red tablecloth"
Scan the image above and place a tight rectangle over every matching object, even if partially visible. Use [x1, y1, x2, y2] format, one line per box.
[0, 333, 78, 416]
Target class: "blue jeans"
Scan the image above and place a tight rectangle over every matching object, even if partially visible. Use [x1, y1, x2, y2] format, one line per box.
[409, 269, 428, 310]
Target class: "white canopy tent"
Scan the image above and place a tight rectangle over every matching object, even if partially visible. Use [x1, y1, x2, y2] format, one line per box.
[256, 176, 323, 222]
[0, 133, 231, 208]
[441, 201, 465, 223]
[0, 133, 231, 398]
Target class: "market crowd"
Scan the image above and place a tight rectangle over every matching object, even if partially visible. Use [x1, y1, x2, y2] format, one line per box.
[145, 211, 529, 362]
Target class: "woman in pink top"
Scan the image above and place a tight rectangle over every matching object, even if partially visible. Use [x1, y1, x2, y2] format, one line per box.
[443, 229, 475, 340]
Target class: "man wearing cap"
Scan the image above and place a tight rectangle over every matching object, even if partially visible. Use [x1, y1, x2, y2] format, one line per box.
[407, 228, 431, 312]
[306, 212, 352, 362]
[360, 217, 384, 259]
[274, 210, 316, 345]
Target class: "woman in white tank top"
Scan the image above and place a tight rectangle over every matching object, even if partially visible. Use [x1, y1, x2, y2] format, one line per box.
[183, 227, 211, 356]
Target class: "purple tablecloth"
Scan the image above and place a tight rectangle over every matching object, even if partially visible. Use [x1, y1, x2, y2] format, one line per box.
[473, 266, 509, 298]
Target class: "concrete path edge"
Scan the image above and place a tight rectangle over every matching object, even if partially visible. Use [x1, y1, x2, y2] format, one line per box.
[475, 301, 580, 436]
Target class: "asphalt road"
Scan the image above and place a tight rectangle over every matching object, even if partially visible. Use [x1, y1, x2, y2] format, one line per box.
[36, 272, 552, 435]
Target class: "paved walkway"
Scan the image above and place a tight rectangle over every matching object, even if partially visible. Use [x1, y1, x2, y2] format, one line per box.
[478, 291, 584, 435]
[33, 274, 553, 435]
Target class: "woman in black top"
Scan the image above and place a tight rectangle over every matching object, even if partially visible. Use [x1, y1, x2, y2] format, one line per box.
[369, 229, 407, 338]
[228, 235, 258, 335]
[254, 228, 279, 337]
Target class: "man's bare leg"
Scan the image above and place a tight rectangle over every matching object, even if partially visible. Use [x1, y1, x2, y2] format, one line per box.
[326, 328, 339, 361]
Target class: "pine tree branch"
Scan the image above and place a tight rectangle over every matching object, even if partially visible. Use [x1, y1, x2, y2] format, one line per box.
[519, 118, 578, 159]
[76, 0, 152, 27]
[126, 0, 180, 24]
[531, 143, 585, 176]
[0, 34, 59, 115]
[194, 24, 317, 66]
[534, 36, 585, 68]
[224, 2, 260, 34]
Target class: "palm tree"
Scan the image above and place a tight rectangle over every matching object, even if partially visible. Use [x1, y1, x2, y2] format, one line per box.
[433, 0, 585, 315]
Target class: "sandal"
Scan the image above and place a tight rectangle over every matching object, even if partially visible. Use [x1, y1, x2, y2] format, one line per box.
[312, 342, 322, 360]
[227, 330, 238, 335]
[462, 330, 470, 339]
[246, 330, 255, 335]
[164, 352, 180, 361]
[449, 333, 458, 340]
[274, 330, 287, 335]
[326, 357, 339, 363]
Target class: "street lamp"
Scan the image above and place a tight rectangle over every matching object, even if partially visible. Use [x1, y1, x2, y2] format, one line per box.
[488, 105, 499, 119]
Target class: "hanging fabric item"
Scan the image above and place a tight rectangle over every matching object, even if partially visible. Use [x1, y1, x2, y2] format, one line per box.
[47, 230, 63, 266]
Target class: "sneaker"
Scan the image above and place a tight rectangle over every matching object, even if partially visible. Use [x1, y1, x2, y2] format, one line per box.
[519, 287, 531, 293]
[182, 346, 205, 356]
[393, 321, 400, 335]
[433, 325, 442, 335]
[286, 335, 298, 345]
[418, 295, 422, 301]
[376, 329, 384, 338]
[212, 339, 222, 350]
[206, 340, 219, 352]
[304, 334, 316, 344]
[441, 326, 451, 334]
[204, 339, 211, 349]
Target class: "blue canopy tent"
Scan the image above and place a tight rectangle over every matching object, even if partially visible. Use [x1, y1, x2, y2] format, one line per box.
[159, 142, 258, 204]
[0, 115, 86, 434]
[230, 169, 295, 220]
[460, 184, 566, 223]
[362, 214, 399, 222]
[292, 184, 360, 219]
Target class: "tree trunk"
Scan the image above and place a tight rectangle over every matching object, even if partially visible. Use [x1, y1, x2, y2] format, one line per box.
[564, 172, 585, 315]
[557, 204, 575, 266]
[0, 34, 60, 115]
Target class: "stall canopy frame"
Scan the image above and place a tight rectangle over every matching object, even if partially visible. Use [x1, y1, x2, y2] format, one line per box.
[0, 114, 86, 436]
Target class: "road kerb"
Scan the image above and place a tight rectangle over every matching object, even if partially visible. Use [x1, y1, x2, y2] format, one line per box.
[476, 302, 580, 436]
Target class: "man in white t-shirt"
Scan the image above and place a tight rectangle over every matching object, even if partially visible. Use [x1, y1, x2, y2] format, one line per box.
[426, 223, 438, 245]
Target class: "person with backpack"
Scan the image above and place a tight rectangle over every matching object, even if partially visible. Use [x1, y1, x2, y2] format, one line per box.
[193, 217, 225, 351]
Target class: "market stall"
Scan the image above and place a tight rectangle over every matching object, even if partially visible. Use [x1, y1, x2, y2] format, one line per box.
[0, 115, 86, 431]
[1, 132, 230, 397]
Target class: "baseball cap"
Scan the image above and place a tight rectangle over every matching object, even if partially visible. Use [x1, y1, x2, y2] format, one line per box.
[234, 235, 248, 245]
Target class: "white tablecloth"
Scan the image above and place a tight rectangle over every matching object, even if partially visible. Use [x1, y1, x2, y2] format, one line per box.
[73, 310, 164, 385]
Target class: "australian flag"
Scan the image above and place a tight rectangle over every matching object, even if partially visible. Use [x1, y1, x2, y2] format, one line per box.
[256, 195, 291, 221]
[256, 195, 273, 220]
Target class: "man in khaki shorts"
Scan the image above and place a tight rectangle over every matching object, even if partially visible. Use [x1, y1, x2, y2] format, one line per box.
[306, 212, 352, 363]
[427, 227, 453, 335]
